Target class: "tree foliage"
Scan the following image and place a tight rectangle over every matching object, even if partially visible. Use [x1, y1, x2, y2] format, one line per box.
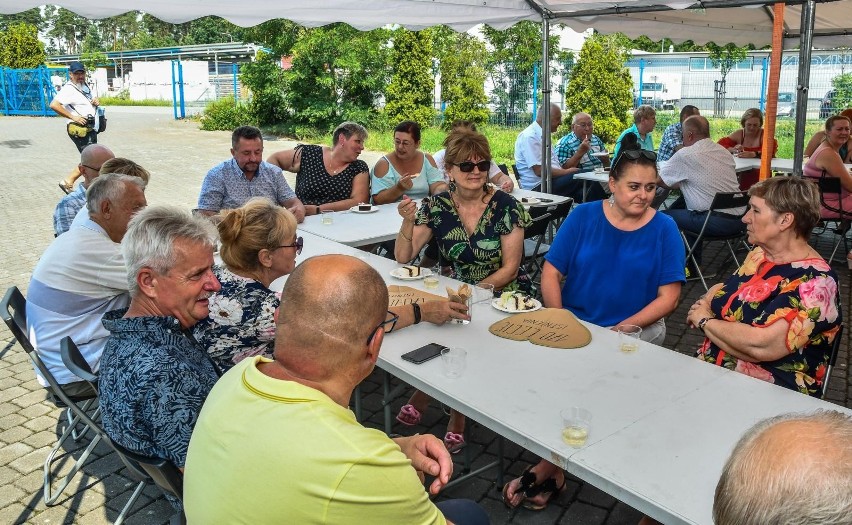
[706, 42, 749, 84]
[564, 33, 633, 143]
[431, 26, 488, 129]
[0, 23, 46, 69]
[0, 9, 44, 32]
[385, 29, 435, 127]
[832, 73, 852, 111]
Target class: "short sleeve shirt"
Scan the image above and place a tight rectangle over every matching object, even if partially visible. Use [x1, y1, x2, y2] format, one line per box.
[371, 154, 445, 201]
[613, 123, 654, 160]
[53, 184, 87, 235]
[514, 122, 562, 190]
[696, 248, 841, 397]
[657, 122, 683, 162]
[295, 144, 368, 205]
[99, 309, 219, 467]
[52, 82, 96, 121]
[197, 159, 296, 212]
[555, 132, 607, 171]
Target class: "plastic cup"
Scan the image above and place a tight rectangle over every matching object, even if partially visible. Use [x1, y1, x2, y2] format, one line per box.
[616, 324, 642, 353]
[321, 210, 334, 225]
[471, 283, 495, 320]
[440, 347, 467, 378]
[424, 264, 440, 289]
[561, 407, 592, 448]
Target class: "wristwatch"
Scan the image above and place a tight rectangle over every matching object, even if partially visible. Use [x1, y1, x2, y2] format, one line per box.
[698, 317, 711, 333]
[412, 302, 421, 325]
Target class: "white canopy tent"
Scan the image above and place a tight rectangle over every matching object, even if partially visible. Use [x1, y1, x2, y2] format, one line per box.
[2, 0, 847, 179]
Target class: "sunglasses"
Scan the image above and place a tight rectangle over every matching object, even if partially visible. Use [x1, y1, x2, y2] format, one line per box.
[611, 149, 657, 173]
[276, 236, 303, 255]
[455, 160, 491, 173]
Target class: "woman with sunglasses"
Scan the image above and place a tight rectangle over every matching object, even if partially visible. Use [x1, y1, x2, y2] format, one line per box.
[394, 129, 532, 453]
[193, 198, 301, 372]
[502, 134, 685, 512]
[372, 120, 447, 204]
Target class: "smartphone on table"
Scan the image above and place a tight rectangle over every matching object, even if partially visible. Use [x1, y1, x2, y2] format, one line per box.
[401, 343, 448, 364]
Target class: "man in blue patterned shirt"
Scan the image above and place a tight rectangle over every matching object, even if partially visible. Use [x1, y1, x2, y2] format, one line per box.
[99, 206, 221, 471]
[53, 144, 114, 235]
[657, 105, 700, 162]
[555, 112, 610, 172]
[197, 126, 305, 222]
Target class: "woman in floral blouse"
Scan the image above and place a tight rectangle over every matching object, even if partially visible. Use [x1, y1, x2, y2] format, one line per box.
[686, 176, 841, 397]
[394, 129, 531, 453]
[193, 198, 301, 372]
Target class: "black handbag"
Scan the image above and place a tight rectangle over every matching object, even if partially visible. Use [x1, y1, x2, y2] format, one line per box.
[97, 116, 107, 133]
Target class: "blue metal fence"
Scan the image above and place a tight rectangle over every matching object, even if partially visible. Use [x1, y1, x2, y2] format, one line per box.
[0, 66, 60, 116]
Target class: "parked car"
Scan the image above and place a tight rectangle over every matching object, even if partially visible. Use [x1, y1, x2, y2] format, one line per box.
[776, 92, 795, 118]
[820, 89, 837, 119]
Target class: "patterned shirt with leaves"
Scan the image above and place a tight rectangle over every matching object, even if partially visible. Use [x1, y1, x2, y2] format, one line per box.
[415, 190, 534, 293]
[696, 247, 841, 397]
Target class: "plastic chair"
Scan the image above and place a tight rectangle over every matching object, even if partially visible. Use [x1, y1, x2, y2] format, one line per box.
[679, 191, 751, 291]
[523, 199, 573, 280]
[1, 286, 100, 506]
[815, 173, 850, 265]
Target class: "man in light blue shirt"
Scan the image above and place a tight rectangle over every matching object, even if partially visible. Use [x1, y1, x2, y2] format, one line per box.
[658, 105, 700, 162]
[53, 144, 114, 235]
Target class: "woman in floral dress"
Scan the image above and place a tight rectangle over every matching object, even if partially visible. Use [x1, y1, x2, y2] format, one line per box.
[687, 176, 841, 397]
[193, 198, 301, 372]
[393, 129, 531, 453]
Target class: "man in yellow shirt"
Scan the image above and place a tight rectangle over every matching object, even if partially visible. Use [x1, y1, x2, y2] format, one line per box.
[184, 254, 489, 525]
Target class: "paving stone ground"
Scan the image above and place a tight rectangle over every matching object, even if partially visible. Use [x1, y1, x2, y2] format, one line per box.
[0, 108, 848, 524]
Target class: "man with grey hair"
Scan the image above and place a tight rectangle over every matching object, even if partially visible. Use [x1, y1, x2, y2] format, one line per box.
[613, 105, 656, 160]
[53, 144, 114, 235]
[197, 125, 305, 222]
[99, 206, 221, 473]
[27, 174, 146, 400]
[714, 410, 852, 525]
[515, 103, 592, 202]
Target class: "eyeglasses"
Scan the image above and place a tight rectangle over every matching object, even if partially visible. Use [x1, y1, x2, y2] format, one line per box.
[611, 149, 657, 174]
[81, 164, 101, 172]
[367, 310, 399, 343]
[455, 160, 491, 173]
[394, 139, 414, 148]
[276, 236, 303, 255]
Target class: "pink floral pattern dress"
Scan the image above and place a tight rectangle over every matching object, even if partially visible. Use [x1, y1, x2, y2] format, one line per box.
[696, 247, 841, 397]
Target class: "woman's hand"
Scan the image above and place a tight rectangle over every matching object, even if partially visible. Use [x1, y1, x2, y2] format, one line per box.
[397, 195, 417, 221]
[686, 296, 715, 329]
[396, 174, 416, 192]
[737, 150, 757, 159]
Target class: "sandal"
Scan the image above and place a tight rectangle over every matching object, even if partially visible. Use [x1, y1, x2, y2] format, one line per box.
[443, 431, 465, 454]
[58, 181, 73, 195]
[395, 404, 421, 426]
[501, 466, 565, 511]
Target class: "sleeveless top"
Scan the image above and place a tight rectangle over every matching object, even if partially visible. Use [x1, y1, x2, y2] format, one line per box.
[294, 144, 368, 206]
[804, 145, 852, 218]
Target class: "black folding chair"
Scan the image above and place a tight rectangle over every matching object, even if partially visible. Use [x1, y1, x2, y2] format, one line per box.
[815, 173, 851, 265]
[1, 286, 100, 506]
[680, 191, 751, 291]
[109, 440, 185, 524]
[821, 325, 843, 399]
[651, 187, 671, 210]
[523, 199, 573, 281]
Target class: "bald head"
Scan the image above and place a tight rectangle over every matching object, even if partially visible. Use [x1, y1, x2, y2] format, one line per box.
[682, 115, 710, 147]
[275, 255, 388, 378]
[713, 410, 852, 525]
[537, 103, 562, 133]
[79, 144, 115, 185]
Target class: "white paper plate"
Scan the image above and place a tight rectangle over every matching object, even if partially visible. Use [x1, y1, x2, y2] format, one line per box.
[349, 205, 379, 214]
[519, 197, 541, 206]
[390, 267, 432, 280]
[492, 297, 542, 313]
[590, 151, 609, 157]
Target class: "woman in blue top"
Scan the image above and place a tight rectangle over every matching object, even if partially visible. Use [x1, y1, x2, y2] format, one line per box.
[502, 134, 685, 513]
[371, 121, 447, 204]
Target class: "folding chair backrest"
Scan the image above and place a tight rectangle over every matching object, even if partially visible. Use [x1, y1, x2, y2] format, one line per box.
[822, 325, 843, 398]
[60, 336, 98, 388]
[817, 172, 847, 217]
[2, 286, 34, 353]
[651, 187, 671, 210]
[524, 207, 552, 239]
[709, 191, 750, 215]
[110, 440, 184, 502]
[498, 163, 519, 189]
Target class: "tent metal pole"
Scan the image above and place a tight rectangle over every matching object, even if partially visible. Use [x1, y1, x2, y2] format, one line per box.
[793, 0, 816, 176]
[541, 17, 552, 194]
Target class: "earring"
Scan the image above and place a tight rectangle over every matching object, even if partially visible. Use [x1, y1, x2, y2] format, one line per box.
[449, 179, 456, 192]
[483, 180, 490, 192]
[608, 194, 615, 208]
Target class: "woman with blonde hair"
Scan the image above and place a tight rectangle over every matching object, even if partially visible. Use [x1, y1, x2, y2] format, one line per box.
[193, 198, 300, 372]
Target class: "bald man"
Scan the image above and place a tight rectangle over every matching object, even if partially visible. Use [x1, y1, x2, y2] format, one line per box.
[185, 255, 489, 525]
[54, 144, 114, 235]
[714, 410, 852, 525]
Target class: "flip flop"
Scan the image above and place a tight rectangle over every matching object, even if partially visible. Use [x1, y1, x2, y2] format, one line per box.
[501, 466, 565, 511]
[395, 404, 421, 426]
[502, 466, 535, 509]
[58, 181, 73, 195]
[443, 431, 465, 454]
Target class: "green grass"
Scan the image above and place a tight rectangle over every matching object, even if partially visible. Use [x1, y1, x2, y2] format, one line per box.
[99, 97, 172, 107]
[263, 117, 824, 165]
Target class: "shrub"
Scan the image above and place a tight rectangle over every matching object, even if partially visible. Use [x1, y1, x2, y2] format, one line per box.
[200, 98, 253, 131]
